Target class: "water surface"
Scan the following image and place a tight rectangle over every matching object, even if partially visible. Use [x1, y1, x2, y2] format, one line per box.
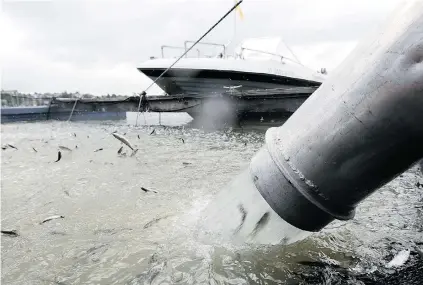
[2, 115, 422, 284]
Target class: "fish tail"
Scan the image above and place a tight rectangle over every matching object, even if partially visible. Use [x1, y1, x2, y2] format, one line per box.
[130, 148, 139, 157]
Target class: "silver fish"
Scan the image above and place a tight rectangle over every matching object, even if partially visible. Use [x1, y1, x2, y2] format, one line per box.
[41, 215, 65, 224]
[1, 230, 19, 237]
[58, 146, 72, 151]
[112, 133, 134, 151]
[130, 149, 139, 157]
[234, 204, 247, 234]
[55, 151, 62, 162]
[141, 187, 158, 193]
[249, 212, 270, 238]
[143, 215, 172, 229]
[7, 144, 18, 150]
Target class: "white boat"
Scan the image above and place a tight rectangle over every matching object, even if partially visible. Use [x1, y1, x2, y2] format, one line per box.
[137, 37, 327, 96]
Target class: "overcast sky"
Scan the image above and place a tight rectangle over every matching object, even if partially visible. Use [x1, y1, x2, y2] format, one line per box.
[1, 0, 402, 95]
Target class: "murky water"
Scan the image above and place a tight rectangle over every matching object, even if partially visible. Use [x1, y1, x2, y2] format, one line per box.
[2, 114, 423, 284]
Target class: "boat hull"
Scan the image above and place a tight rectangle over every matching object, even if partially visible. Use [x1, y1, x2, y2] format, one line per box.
[145, 87, 315, 127]
[183, 94, 310, 123]
[139, 67, 321, 95]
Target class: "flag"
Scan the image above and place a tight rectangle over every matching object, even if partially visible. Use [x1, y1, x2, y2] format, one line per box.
[234, 0, 244, 20]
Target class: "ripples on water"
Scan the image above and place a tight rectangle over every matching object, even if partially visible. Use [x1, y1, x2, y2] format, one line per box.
[1, 113, 423, 284]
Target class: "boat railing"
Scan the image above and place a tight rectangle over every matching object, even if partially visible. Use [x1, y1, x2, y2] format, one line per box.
[184, 41, 226, 57]
[239, 47, 303, 65]
[161, 45, 200, 58]
[160, 43, 305, 66]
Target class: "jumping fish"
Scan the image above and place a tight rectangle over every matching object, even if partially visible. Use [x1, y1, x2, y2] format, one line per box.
[180, 138, 185, 143]
[7, 144, 18, 150]
[112, 132, 134, 151]
[32, 147, 38, 152]
[55, 151, 62, 162]
[94, 148, 103, 152]
[1, 230, 19, 237]
[58, 146, 72, 151]
[150, 129, 156, 135]
[40, 215, 65, 224]
[386, 249, 410, 268]
[117, 146, 123, 154]
[143, 215, 172, 229]
[249, 212, 270, 238]
[130, 149, 139, 157]
[234, 204, 247, 234]
[141, 187, 158, 193]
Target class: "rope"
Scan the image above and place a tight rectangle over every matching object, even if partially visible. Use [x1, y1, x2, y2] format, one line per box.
[135, 0, 243, 126]
[67, 99, 79, 122]
[283, 41, 303, 65]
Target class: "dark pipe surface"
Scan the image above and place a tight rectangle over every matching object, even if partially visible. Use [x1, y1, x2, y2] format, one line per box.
[251, 2, 423, 232]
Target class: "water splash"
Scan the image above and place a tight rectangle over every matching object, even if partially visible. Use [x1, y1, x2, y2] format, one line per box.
[197, 169, 311, 246]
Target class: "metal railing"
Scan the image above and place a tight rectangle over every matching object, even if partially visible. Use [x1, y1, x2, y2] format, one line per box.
[184, 41, 226, 57]
[161, 45, 200, 58]
[159, 43, 304, 67]
[239, 47, 303, 65]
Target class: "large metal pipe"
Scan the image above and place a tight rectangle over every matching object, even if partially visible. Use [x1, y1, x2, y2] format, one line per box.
[200, 1, 423, 243]
[248, 1, 423, 233]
